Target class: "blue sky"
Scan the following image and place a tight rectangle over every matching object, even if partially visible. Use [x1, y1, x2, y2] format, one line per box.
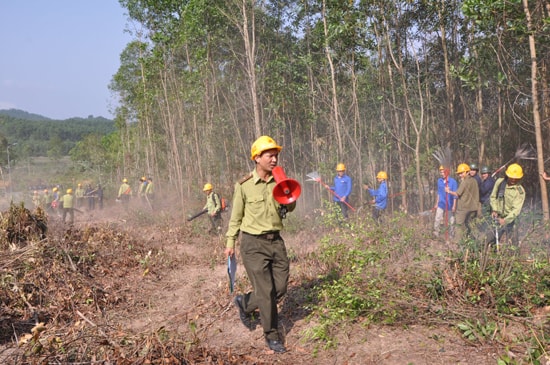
[0, 1, 133, 120]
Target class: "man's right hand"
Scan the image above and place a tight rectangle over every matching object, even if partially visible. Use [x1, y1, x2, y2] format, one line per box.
[224, 247, 234, 258]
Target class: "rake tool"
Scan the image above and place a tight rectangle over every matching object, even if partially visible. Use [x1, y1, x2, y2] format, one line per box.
[492, 143, 536, 178]
[306, 171, 355, 211]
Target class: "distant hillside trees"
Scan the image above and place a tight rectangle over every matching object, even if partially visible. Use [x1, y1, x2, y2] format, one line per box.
[0, 115, 116, 157]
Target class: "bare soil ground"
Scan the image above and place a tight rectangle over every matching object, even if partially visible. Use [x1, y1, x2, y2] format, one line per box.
[0, 197, 546, 364]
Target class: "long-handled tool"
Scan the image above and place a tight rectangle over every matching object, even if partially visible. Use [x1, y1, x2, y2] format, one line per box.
[492, 143, 536, 178]
[227, 255, 237, 294]
[494, 217, 500, 253]
[187, 209, 207, 222]
[306, 171, 355, 211]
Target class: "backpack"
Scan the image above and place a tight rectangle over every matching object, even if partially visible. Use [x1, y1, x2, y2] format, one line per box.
[214, 193, 229, 212]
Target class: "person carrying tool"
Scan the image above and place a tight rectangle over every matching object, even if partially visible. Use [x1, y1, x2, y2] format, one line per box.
[138, 176, 148, 205]
[202, 183, 222, 234]
[446, 163, 479, 243]
[433, 165, 457, 239]
[329, 163, 353, 219]
[145, 177, 154, 209]
[364, 171, 388, 223]
[61, 188, 75, 224]
[487, 163, 525, 249]
[224, 135, 296, 354]
[117, 178, 132, 207]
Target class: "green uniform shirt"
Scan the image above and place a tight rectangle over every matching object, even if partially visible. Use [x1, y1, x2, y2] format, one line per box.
[118, 183, 132, 197]
[61, 194, 74, 208]
[75, 187, 85, 198]
[203, 191, 221, 215]
[490, 178, 525, 225]
[456, 175, 479, 212]
[226, 169, 296, 249]
[43, 192, 52, 205]
[145, 182, 153, 195]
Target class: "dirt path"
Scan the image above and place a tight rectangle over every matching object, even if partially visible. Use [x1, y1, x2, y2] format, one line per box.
[100, 214, 501, 365]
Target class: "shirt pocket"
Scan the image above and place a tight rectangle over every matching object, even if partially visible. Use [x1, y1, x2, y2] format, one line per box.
[247, 194, 265, 215]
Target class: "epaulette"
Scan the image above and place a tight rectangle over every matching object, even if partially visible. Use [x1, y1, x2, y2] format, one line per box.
[239, 173, 253, 185]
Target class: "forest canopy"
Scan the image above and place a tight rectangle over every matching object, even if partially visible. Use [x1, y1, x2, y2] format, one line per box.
[110, 0, 550, 217]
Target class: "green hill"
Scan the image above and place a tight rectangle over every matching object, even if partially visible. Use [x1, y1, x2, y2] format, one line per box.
[0, 110, 116, 157]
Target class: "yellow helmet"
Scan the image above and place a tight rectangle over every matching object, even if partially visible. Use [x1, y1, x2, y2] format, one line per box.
[53, 187, 58, 192]
[376, 171, 388, 180]
[336, 163, 346, 171]
[122, 178, 128, 183]
[78, 183, 81, 187]
[456, 163, 471, 174]
[250, 136, 282, 160]
[140, 176, 146, 181]
[67, 188, 73, 194]
[505, 163, 523, 179]
[203, 183, 213, 191]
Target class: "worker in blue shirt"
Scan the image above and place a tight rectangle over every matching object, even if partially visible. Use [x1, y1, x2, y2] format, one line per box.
[331, 163, 353, 219]
[364, 171, 388, 222]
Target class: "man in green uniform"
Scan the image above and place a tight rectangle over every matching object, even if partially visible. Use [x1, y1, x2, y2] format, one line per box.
[117, 178, 132, 207]
[145, 177, 154, 209]
[75, 183, 85, 209]
[202, 183, 222, 234]
[488, 163, 525, 248]
[224, 135, 296, 354]
[61, 188, 75, 224]
[42, 189, 53, 213]
[446, 163, 479, 243]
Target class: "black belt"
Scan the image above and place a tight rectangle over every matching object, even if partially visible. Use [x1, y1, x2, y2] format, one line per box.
[242, 231, 280, 240]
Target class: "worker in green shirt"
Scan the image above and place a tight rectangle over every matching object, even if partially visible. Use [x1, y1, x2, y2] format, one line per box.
[487, 163, 525, 248]
[224, 135, 296, 354]
[75, 183, 85, 209]
[202, 183, 222, 234]
[61, 188, 75, 224]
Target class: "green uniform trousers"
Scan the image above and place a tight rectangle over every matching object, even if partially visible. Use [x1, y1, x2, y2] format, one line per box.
[239, 232, 289, 341]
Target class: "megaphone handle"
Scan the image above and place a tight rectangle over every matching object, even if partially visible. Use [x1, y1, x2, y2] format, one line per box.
[279, 205, 288, 219]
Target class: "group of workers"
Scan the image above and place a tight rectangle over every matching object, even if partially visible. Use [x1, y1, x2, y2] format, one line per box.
[434, 162, 525, 248]
[31, 182, 104, 224]
[213, 135, 536, 355]
[116, 176, 154, 208]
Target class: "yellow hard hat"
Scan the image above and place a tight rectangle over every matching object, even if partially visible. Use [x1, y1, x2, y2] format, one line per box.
[67, 188, 73, 194]
[456, 163, 470, 174]
[78, 183, 81, 187]
[505, 163, 523, 179]
[376, 171, 388, 180]
[250, 136, 282, 160]
[203, 183, 213, 191]
[53, 187, 58, 192]
[141, 176, 146, 181]
[336, 163, 346, 171]
[123, 178, 128, 183]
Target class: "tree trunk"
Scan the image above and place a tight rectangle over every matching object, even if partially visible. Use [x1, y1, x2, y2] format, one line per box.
[522, 0, 548, 220]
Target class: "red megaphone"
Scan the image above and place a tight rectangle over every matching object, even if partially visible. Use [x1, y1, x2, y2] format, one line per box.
[272, 166, 301, 204]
